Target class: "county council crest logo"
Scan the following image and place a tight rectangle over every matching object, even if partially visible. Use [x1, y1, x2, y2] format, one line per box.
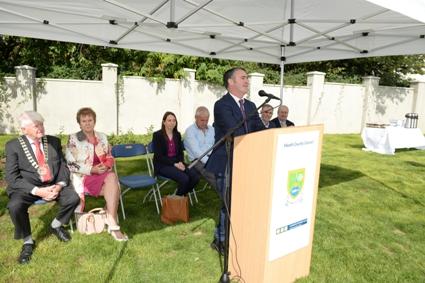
[286, 168, 305, 204]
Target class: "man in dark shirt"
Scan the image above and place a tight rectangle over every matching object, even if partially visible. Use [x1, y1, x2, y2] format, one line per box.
[271, 105, 295, 127]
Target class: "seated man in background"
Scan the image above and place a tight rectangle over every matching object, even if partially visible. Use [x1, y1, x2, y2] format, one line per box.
[184, 106, 216, 189]
[260, 103, 276, 129]
[5, 111, 80, 264]
[271, 105, 295, 128]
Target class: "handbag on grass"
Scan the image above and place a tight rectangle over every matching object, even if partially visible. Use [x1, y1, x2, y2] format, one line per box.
[75, 208, 107, 234]
[160, 195, 189, 224]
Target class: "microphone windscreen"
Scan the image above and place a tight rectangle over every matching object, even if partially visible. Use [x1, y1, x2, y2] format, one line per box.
[258, 90, 267, 96]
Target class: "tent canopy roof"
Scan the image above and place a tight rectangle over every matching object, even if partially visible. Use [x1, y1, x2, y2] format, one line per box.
[1, 0, 425, 64]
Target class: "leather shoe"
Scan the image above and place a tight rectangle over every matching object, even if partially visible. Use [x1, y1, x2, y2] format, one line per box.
[51, 226, 71, 242]
[18, 242, 35, 264]
[210, 238, 225, 256]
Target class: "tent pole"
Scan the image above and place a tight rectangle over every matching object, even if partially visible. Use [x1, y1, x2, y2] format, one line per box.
[279, 45, 285, 104]
[170, 0, 175, 23]
[290, 0, 294, 44]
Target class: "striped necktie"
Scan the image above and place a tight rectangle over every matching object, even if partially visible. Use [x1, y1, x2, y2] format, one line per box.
[239, 99, 248, 133]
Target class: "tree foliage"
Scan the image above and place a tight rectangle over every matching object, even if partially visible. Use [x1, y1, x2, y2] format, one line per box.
[284, 55, 425, 86]
[0, 35, 424, 86]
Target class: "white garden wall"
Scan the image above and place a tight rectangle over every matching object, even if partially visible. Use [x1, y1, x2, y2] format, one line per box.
[1, 64, 424, 135]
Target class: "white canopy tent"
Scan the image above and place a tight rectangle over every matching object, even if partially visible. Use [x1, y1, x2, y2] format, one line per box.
[1, 0, 425, 98]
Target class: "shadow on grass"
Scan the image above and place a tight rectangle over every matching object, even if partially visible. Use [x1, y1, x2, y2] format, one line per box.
[0, 179, 222, 272]
[319, 164, 365, 189]
[405, 160, 425, 168]
[104, 241, 129, 283]
[393, 148, 421, 153]
[92, 181, 221, 238]
[20, 200, 130, 283]
[367, 175, 425, 207]
[348, 143, 364, 149]
[0, 191, 8, 217]
[33, 202, 65, 243]
[0, 191, 58, 244]
[111, 158, 221, 234]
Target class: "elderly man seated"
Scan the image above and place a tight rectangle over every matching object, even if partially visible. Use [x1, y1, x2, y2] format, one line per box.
[183, 106, 216, 189]
[271, 105, 295, 128]
[5, 111, 79, 264]
[260, 103, 276, 129]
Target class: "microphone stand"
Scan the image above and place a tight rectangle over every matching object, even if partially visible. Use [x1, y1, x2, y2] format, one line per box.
[188, 97, 272, 283]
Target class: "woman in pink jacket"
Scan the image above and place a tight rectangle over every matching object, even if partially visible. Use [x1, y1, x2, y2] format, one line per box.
[66, 107, 127, 241]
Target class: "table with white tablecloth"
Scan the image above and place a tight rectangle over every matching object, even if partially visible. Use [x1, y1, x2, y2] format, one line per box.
[361, 126, 425, 155]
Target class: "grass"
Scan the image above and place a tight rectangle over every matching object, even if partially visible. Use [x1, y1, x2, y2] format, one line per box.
[1, 134, 425, 282]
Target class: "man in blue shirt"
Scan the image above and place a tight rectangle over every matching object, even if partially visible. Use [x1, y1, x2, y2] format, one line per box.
[184, 106, 216, 189]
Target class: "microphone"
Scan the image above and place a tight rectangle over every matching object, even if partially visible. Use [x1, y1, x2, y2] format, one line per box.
[258, 90, 281, 100]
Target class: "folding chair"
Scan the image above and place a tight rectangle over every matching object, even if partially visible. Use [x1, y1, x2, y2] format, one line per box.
[146, 142, 198, 205]
[111, 143, 162, 217]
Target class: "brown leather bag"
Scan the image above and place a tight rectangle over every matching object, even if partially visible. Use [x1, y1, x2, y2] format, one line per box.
[160, 195, 189, 224]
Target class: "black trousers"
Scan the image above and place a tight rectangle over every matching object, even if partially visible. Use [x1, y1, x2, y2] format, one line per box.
[158, 166, 200, 195]
[192, 161, 216, 190]
[7, 186, 80, 239]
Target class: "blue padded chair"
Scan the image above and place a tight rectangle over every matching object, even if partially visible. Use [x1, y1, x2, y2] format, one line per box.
[146, 142, 198, 205]
[112, 143, 162, 216]
[146, 142, 172, 191]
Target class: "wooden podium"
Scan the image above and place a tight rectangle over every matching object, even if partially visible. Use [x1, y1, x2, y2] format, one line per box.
[228, 125, 323, 283]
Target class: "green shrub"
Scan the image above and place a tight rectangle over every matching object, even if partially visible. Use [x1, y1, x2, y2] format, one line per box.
[0, 132, 154, 159]
[0, 134, 17, 158]
[108, 131, 153, 146]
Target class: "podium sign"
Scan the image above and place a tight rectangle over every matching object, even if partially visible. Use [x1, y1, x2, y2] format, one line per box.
[268, 129, 321, 260]
[229, 125, 323, 283]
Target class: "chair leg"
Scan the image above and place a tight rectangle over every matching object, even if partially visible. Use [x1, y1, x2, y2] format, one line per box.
[152, 188, 160, 214]
[156, 185, 163, 206]
[197, 183, 209, 193]
[120, 194, 126, 220]
[188, 193, 193, 206]
[156, 179, 169, 201]
[192, 189, 199, 204]
[143, 189, 154, 203]
[69, 218, 74, 233]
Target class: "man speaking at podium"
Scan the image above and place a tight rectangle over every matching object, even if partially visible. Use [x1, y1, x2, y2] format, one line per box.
[206, 67, 262, 255]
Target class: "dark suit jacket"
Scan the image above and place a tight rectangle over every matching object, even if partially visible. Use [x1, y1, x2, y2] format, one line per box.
[206, 93, 262, 175]
[261, 119, 277, 130]
[152, 130, 184, 175]
[270, 117, 295, 128]
[5, 135, 70, 196]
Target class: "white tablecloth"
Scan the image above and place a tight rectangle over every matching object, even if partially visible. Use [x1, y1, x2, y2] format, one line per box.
[361, 126, 425, 154]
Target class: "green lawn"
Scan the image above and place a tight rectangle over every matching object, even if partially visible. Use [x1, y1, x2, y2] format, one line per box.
[1, 134, 425, 282]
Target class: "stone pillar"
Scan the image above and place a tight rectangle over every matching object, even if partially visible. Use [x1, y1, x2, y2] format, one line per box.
[101, 63, 118, 134]
[361, 76, 380, 130]
[102, 63, 118, 85]
[306, 71, 325, 125]
[15, 65, 37, 111]
[183, 68, 196, 81]
[180, 68, 197, 130]
[248, 72, 265, 100]
[410, 79, 425, 132]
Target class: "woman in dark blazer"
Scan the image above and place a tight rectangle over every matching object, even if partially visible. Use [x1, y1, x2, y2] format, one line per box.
[152, 111, 200, 196]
